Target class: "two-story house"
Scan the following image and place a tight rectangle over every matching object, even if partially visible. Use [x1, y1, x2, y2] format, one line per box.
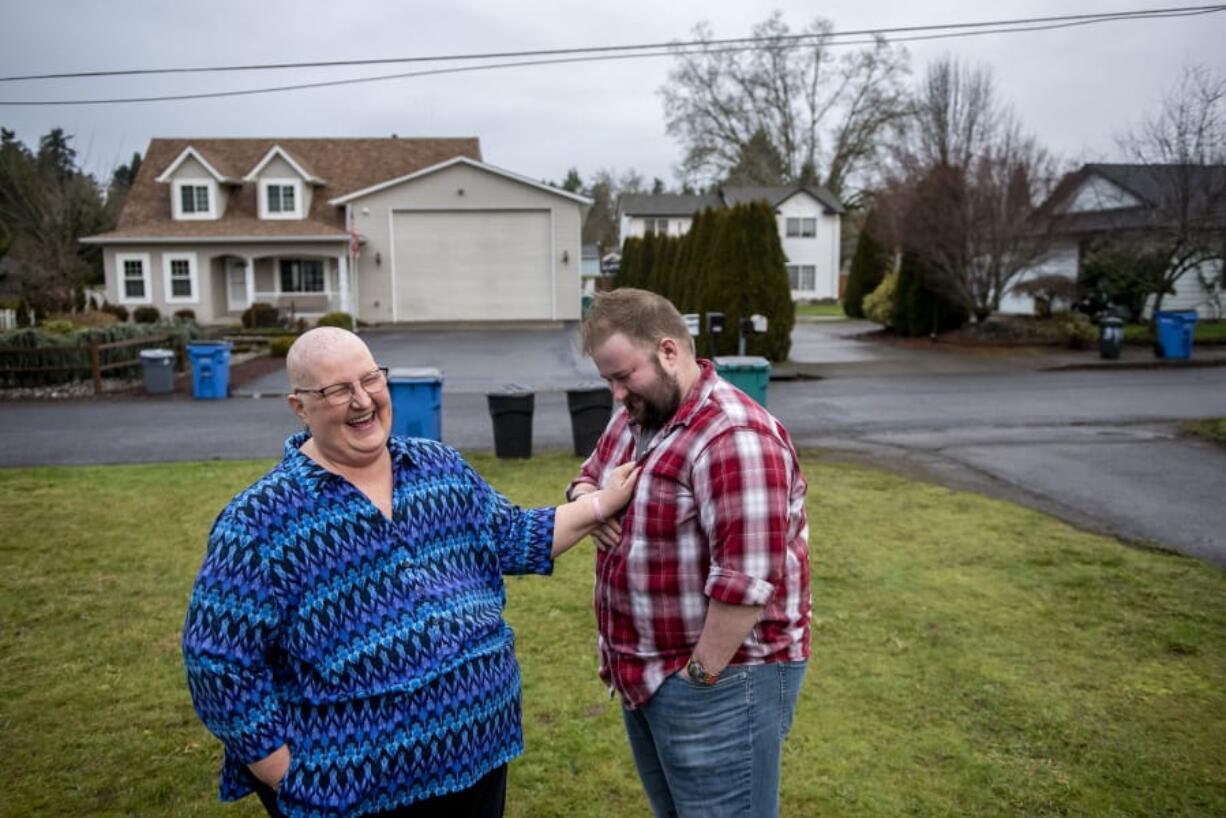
[617, 185, 844, 301]
[82, 138, 590, 325]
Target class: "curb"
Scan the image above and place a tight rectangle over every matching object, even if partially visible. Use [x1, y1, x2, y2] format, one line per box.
[1041, 358, 1226, 372]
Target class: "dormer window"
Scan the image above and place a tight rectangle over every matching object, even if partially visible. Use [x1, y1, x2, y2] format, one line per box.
[259, 179, 304, 219]
[172, 179, 218, 220]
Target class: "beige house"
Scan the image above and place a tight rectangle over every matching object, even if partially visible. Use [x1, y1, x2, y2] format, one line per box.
[82, 138, 591, 325]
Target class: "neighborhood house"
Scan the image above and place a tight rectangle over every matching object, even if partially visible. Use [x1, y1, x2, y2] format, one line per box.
[617, 185, 844, 302]
[82, 138, 591, 325]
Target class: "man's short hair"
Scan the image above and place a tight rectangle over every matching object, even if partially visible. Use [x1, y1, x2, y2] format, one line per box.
[582, 288, 694, 356]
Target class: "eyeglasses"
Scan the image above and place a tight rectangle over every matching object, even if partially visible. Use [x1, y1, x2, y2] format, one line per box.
[293, 366, 389, 406]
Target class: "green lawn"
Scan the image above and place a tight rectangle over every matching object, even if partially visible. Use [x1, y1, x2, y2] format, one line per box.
[2, 454, 1224, 817]
[795, 302, 848, 319]
[1124, 319, 1226, 345]
[1183, 418, 1226, 445]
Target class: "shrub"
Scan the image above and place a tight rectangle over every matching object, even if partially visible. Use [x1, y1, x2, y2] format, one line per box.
[1050, 311, 1096, 349]
[174, 308, 197, 322]
[316, 311, 354, 329]
[241, 302, 281, 329]
[891, 251, 969, 338]
[100, 302, 129, 322]
[132, 305, 160, 324]
[40, 319, 77, 335]
[48, 310, 118, 329]
[268, 335, 296, 357]
[1011, 275, 1078, 319]
[863, 271, 898, 328]
[0, 322, 201, 388]
[843, 208, 892, 319]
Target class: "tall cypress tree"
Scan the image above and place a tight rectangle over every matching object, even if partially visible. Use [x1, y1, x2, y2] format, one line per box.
[844, 208, 892, 318]
[892, 250, 969, 337]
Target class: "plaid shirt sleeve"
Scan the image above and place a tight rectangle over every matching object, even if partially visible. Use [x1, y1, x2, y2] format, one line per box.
[692, 428, 795, 607]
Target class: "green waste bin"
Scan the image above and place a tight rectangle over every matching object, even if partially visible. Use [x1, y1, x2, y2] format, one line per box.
[714, 356, 771, 407]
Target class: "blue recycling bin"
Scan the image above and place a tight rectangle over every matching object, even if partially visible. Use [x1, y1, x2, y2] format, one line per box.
[1154, 310, 1198, 359]
[388, 367, 443, 441]
[186, 342, 232, 400]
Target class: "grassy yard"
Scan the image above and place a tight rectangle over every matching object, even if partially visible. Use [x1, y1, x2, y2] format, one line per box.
[1183, 417, 1226, 445]
[1124, 319, 1226, 345]
[795, 301, 848, 319]
[1, 454, 1224, 817]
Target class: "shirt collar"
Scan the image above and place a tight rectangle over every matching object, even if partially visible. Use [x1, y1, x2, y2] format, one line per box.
[281, 431, 415, 484]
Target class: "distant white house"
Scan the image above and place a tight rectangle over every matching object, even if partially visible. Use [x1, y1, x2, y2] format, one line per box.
[617, 185, 844, 301]
[1003, 163, 1226, 318]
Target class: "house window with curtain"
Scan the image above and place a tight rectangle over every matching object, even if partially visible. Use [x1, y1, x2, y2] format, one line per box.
[123, 259, 146, 299]
[180, 185, 210, 215]
[786, 218, 817, 238]
[280, 259, 325, 293]
[787, 264, 816, 291]
[267, 184, 296, 214]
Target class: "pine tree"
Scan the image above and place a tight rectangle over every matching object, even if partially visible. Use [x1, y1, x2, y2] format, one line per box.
[892, 250, 969, 337]
[843, 208, 892, 318]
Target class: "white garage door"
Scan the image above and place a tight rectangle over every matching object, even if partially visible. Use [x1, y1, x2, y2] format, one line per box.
[392, 210, 552, 321]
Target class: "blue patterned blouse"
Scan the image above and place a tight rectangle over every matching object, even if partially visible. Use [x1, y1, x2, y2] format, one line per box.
[182, 433, 556, 818]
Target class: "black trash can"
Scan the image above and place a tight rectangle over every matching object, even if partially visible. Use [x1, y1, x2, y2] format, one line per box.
[566, 384, 613, 458]
[487, 385, 534, 459]
[1099, 315, 1124, 360]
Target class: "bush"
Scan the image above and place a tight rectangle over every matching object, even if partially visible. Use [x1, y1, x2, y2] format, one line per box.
[132, 306, 160, 324]
[40, 319, 77, 335]
[1011, 275, 1079, 319]
[891, 251, 970, 338]
[174, 308, 196, 322]
[316, 311, 354, 329]
[268, 335, 296, 357]
[241, 302, 281, 329]
[843, 208, 892, 319]
[47, 310, 118, 329]
[863, 271, 898, 328]
[0, 322, 201, 388]
[100, 302, 129, 322]
[1050, 311, 1096, 349]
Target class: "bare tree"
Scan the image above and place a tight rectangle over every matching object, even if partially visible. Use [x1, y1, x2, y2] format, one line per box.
[660, 12, 910, 199]
[1116, 63, 1226, 315]
[883, 58, 1059, 322]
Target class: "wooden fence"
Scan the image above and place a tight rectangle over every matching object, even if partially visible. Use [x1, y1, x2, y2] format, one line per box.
[0, 334, 182, 396]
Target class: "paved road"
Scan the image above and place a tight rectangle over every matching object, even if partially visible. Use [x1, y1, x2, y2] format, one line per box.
[3, 322, 1224, 566]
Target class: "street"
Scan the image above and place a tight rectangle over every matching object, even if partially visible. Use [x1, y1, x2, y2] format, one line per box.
[1, 323, 1224, 566]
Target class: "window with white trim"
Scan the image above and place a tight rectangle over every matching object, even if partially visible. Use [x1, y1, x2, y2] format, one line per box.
[172, 179, 218, 220]
[163, 253, 199, 303]
[644, 218, 668, 236]
[280, 259, 325, 293]
[787, 264, 816, 291]
[259, 179, 305, 219]
[117, 253, 152, 304]
[786, 217, 817, 238]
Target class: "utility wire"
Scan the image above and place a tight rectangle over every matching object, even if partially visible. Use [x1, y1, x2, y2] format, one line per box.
[0, 5, 1220, 106]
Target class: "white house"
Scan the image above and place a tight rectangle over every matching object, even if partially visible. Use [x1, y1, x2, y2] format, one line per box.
[1003, 163, 1225, 318]
[82, 138, 591, 325]
[617, 185, 844, 301]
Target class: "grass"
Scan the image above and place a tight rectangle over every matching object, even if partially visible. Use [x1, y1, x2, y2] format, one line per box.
[2, 454, 1225, 817]
[1182, 417, 1226, 445]
[795, 301, 848, 319]
[1124, 319, 1226, 345]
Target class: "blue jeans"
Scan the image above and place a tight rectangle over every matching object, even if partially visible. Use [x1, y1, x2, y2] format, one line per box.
[621, 661, 806, 818]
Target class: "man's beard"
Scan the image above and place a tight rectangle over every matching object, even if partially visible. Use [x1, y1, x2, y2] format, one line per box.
[626, 357, 682, 428]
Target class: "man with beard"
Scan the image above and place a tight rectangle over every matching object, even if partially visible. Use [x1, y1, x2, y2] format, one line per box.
[565, 288, 811, 818]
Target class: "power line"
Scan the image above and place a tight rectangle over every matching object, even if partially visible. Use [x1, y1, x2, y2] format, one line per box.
[0, 5, 1220, 106]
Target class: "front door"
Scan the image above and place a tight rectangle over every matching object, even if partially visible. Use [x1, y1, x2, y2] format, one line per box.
[226, 260, 251, 312]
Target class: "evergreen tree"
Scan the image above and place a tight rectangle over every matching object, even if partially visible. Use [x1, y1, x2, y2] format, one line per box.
[891, 250, 969, 337]
[724, 128, 787, 186]
[561, 167, 583, 193]
[843, 207, 892, 318]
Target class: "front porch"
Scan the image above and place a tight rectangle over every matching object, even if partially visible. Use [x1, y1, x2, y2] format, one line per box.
[209, 251, 353, 323]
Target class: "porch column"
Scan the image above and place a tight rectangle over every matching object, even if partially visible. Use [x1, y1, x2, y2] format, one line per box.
[337, 253, 352, 317]
[245, 257, 255, 310]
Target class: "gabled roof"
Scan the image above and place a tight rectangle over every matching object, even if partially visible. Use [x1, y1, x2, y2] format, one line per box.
[1039, 162, 1226, 236]
[618, 193, 722, 217]
[328, 156, 592, 206]
[88, 137, 482, 240]
[242, 144, 325, 184]
[722, 185, 844, 214]
[154, 146, 239, 184]
[618, 184, 845, 218]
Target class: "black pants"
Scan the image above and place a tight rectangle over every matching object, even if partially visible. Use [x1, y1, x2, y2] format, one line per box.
[253, 764, 507, 818]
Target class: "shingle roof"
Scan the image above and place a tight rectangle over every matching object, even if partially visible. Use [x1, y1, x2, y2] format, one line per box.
[89, 137, 482, 240]
[1041, 163, 1226, 236]
[618, 193, 722, 216]
[618, 184, 844, 218]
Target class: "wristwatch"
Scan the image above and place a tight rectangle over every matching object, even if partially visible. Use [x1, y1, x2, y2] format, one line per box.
[685, 656, 719, 686]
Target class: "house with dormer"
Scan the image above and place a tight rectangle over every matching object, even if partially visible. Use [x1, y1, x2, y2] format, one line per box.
[616, 184, 844, 301]
[82, 138, 590, 325]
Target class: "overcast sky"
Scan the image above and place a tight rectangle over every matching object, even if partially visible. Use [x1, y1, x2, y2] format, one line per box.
[1, 0, 1222, 188]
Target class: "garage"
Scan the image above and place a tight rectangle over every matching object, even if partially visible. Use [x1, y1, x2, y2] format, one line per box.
[391, 209, 553, 321]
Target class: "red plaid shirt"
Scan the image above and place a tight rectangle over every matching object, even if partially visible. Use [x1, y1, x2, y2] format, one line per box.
[569, 360, 810, 708]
